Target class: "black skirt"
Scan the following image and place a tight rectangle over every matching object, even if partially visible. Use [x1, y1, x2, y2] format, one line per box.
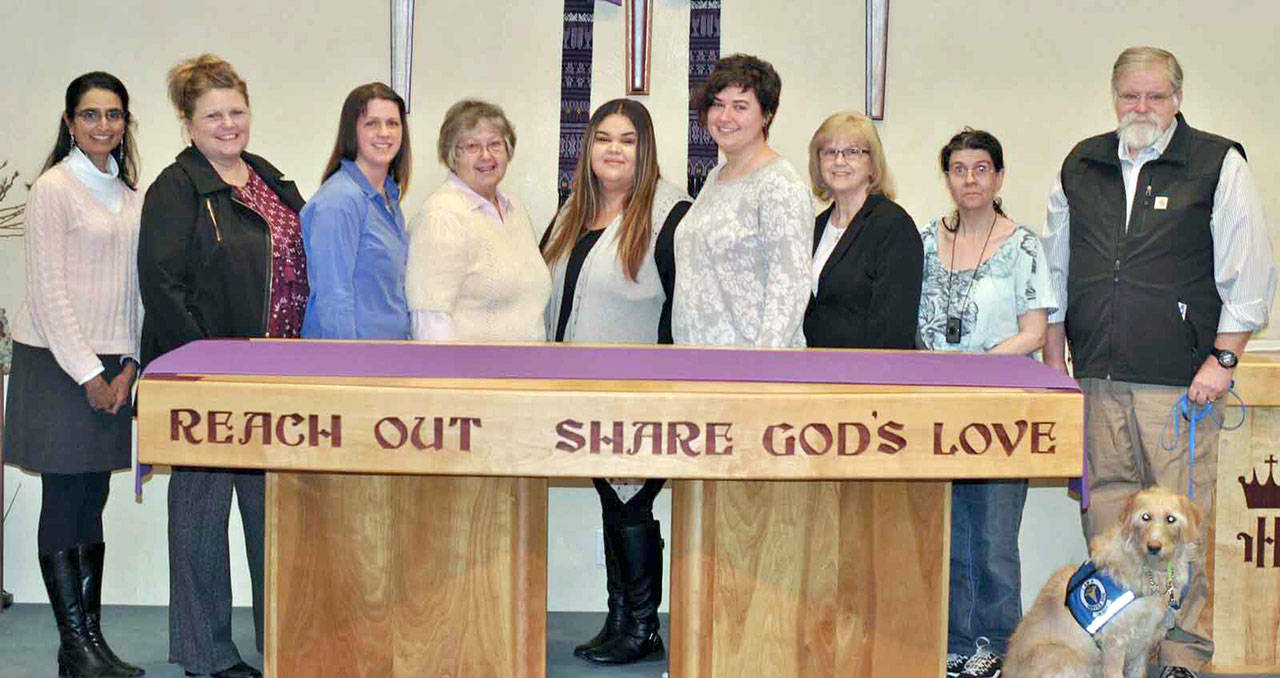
[3, 342, 132, 473]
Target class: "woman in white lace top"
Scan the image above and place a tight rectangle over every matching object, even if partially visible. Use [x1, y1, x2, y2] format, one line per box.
[672, 54, 812, 348]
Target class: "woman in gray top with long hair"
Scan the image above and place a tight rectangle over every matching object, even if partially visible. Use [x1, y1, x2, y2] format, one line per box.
[542, 98, 690, 666]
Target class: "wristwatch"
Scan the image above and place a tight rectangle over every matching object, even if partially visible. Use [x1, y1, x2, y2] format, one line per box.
[1210, 347, 1238, 369]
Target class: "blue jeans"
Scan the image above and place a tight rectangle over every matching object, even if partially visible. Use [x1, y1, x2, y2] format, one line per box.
[948, 479, 1028, 656]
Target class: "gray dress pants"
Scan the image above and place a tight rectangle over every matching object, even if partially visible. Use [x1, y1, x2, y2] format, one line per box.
[167, 468, 265, 674]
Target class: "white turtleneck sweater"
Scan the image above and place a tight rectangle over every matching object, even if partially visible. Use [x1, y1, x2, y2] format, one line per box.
[11, 148, 143, 384]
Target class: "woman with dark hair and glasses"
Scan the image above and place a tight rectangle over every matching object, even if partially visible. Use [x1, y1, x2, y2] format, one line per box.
[4, 71, 145, 677]
[542, 98, 690, 665]
[916, 128, 1056, 678]
[302, 82, 412, 340]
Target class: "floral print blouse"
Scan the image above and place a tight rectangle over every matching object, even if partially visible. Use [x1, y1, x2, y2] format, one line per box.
[917, 220, 1057, 353]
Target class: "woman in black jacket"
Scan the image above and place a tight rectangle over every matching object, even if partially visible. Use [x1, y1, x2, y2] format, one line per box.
[803, 111, 921, 349]
[138, 54, 306, 678]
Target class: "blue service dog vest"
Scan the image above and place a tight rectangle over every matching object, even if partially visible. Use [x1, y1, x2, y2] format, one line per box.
[1064, 560, 1136, 634]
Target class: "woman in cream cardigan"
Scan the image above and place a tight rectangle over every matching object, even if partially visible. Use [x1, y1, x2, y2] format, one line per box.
[406, 99, 549, 341]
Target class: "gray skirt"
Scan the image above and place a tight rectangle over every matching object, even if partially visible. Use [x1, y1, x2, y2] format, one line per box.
[3, 342, 132, 474]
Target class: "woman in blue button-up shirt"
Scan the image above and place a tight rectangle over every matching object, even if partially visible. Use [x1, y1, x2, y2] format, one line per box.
[302, 82, 412, 339]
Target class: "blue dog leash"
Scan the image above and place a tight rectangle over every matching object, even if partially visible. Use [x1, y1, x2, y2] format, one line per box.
[1161, 380, 1246, 499]
[1157, 380, 1246, 609]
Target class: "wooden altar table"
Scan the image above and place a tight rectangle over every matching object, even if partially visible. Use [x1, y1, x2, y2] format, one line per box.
[1209, 351, 1280, 673]
[137, 340, 1082, 677]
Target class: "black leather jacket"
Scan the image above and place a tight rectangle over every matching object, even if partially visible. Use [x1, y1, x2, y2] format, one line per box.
[138, 145, 305, 366]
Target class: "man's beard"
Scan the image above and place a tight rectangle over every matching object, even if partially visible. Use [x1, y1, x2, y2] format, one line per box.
[1117, 111, 1165, 151]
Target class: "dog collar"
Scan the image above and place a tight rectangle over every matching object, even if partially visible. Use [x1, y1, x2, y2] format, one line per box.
[1065, 560, 1135, 634]
[1146, 562, 1181, 610]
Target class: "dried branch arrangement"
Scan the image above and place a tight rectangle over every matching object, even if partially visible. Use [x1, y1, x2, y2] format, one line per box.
[0, 161, 25, 238]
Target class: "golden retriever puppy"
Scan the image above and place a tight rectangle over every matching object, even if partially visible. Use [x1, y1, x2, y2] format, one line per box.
[1004, 487, 1202, 678]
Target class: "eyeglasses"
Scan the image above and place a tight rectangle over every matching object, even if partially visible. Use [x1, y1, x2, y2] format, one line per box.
[456, 140, 508, 157]
[819, 147, 871, 162]
[947, 164, 996, 179]
[1116, 91, 1176, 107]
[75, 109, 125, 124]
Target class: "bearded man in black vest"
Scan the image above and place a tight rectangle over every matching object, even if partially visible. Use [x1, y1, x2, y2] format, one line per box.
[1042, 46, 1276, 678]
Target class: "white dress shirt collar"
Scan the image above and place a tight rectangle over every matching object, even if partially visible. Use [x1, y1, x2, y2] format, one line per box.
[446, 172, 512, 226]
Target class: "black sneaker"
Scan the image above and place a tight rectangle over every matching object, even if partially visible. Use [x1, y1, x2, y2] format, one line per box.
[946, 652, 969, 677]
[1157, 668, 1198, 678]
[961, 646, 1002, 678]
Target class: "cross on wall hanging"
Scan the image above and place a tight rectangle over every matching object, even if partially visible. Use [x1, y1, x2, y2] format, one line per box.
[387, 1, 890, 198]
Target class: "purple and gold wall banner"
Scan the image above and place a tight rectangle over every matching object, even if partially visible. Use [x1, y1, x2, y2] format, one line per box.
[687, 0, 721, 197]
[558, 0, 598, 207]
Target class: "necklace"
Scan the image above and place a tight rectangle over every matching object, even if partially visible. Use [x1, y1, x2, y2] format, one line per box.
[1145, 564, 1178, 606]
[944, 212, 997, 344]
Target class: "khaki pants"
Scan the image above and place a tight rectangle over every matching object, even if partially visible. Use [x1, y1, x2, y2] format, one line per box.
[1079, 378, 1218, 670]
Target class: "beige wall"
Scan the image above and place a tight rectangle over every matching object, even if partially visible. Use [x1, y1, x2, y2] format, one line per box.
[3, 0, 1276, 327]
[0, 0, 1274, 609]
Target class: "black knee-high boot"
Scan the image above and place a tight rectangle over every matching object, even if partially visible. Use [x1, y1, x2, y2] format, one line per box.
[573, 515, 627, 657]
[582, 520, 664, 664]
[76, 543, 145, 676]
[39, 549, 118, 677]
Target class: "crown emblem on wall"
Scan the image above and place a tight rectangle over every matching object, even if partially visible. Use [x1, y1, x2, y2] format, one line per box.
[1240, 454, 1280, 509]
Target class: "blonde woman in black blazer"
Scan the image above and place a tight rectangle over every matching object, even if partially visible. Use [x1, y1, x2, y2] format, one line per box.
[803, 111, 921, 349]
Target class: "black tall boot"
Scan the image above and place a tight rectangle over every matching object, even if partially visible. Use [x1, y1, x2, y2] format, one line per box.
[76, 543, 145, 676]
[582, 520, 664, 664]
[573, 516, 626, 657]
[39, 549, 118, 677]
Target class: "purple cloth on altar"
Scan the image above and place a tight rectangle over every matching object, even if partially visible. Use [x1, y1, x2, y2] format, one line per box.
[144, 339, 1081, 391]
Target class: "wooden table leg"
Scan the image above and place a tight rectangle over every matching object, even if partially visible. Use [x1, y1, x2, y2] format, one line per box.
[670, 480, 949, 677]
[265, 472, 547, 677]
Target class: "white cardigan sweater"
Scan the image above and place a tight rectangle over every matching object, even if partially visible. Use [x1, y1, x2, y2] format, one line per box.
[545, 179, 689, 343]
